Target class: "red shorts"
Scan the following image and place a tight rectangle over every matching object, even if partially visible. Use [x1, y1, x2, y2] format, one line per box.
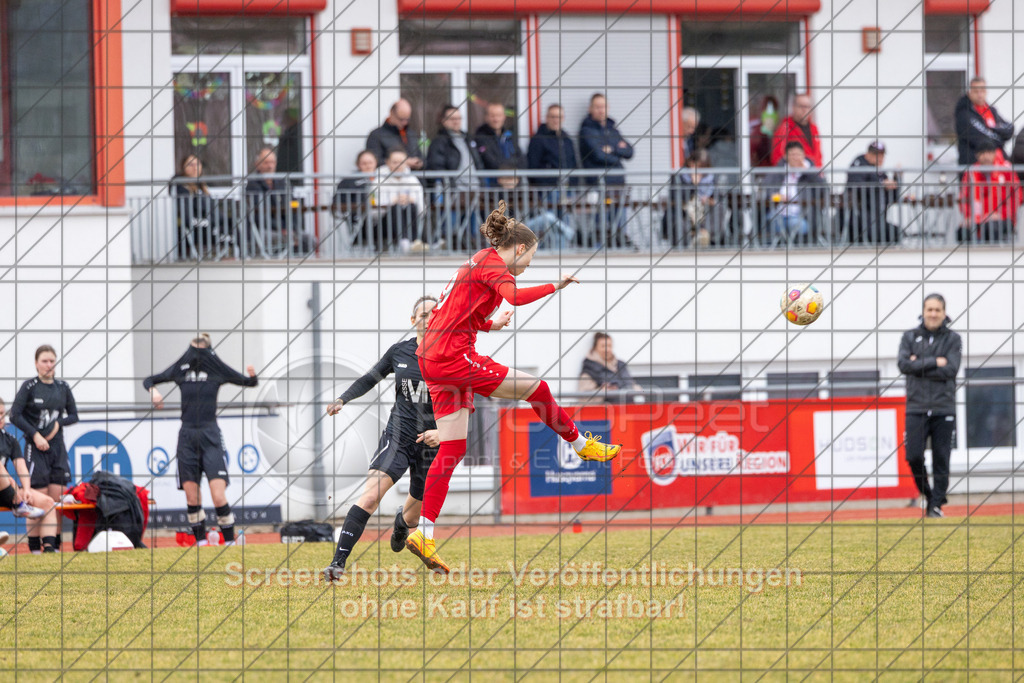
[418, 352, 510, 418]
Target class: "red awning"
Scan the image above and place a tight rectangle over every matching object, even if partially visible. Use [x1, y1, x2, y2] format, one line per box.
[924, 0, 990, 13]
[172, 0, 327, 14]
[398, 0, 820, 16]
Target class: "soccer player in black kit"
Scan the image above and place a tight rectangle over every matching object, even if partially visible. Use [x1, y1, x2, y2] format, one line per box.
[322, 295, 440, 580]
[10, 345, 79, 552]
[144, 334, 258, 546]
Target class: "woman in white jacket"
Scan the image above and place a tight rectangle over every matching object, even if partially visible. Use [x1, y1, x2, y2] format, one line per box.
[376, 148, 425, 251]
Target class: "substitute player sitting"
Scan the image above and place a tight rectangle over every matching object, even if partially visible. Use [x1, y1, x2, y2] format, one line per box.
[322, 295, 441, 580]
[0, 397, 54, 552]
[143, 334, 258, 546]
[410, 200, 621, 573]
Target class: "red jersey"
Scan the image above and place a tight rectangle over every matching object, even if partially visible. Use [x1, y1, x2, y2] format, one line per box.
[960, 159, 1022, 222]
[419, 248, 555, 361]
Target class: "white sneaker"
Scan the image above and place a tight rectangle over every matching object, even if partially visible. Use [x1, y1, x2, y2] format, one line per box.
[13, 501, 46, 519]
[410, 239, 428, 253]
[196, 539, 210, 547]
[399, 238, 412, 253]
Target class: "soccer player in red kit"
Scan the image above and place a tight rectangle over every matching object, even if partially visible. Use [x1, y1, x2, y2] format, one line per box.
[407, 201, 621, 572]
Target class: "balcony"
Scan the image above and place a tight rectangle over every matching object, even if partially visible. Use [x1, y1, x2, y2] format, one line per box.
[128, 167, 1014, 264]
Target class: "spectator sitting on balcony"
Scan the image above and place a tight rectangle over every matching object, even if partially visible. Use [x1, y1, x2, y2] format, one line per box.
[171, 154, 228, 259]
[770, 94, 823, 167]
[578, 333, 641, 402]
[662, 151, 727, 248]
[579, 93, 635, 248]
[527, 104, 578, 187]
[955, 77, 1013, 165]
[762, 141, 828, 243]
[844, 140, 901, 244]
[958, 139, 1022, 243]
[246, 146, 317, 256]
[474, 102, 526, 181]
[376, 148, 425, 252]
[366, 99, 424, 169]
[332, 150, 379, 249]
[491, 162, 575, 250]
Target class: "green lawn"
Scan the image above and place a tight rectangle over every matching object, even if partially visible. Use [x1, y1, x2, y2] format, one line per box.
[1, 516, 1022, 681]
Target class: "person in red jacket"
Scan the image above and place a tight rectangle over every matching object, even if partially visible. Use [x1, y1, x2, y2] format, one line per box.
[770, 94, 823, 167]
[959, 139, 1022, 243]
[407, 200, 622, 573]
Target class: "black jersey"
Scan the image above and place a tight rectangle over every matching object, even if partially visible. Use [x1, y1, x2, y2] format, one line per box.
[339, 338, 436, 442]
[0, 429, 22, 470]
[143, 346, 258, 426]
[10, 378, 79, 440]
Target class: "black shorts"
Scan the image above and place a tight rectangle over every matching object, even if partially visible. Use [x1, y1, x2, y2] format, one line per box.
[176, 425, 230, 490]
[369, 431, 438, 500]
[0, 483, 16, 508]
[25, 438, 71, 489]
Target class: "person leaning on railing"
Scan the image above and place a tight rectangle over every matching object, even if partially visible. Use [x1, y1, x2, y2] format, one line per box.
[578, 332, 641, 404]
[245, 146, 317, 257]
[843, 140, 901, 244]
[332, 150, 379, 249]
[958, 139, 1022, 244]
[171, 154, 231, 259]
[662, 150, 727, 248]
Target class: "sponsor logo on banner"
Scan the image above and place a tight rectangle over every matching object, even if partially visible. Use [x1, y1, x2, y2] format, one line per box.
[640, 426, 789, 486]
[813, 409, 898, 490]
[70, 431, 133, 481]
[147, 447, 171, 476]
[529, 421, 611, 497]
[238, 444, 260, 474]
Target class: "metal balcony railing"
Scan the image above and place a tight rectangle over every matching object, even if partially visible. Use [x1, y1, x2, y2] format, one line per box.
[128, 167, 1022, 264]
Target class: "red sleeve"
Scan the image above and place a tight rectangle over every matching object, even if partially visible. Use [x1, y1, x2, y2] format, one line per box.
[770, 120, 789, 165]
[479, 319, 494, 332]
[494, 281, 556, 306]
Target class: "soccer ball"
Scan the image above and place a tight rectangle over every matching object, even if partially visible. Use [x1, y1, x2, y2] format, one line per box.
[781, 283, 824, 325]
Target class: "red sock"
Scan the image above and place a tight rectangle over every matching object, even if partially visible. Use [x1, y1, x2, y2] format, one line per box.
[420, 439, 467, 522]
[526, 381, 579, 442]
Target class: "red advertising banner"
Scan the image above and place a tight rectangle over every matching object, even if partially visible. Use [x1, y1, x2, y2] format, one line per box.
[498, 398, 918, 516]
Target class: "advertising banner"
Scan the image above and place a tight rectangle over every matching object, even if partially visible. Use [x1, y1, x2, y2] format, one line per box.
[499, 398, 917, 515]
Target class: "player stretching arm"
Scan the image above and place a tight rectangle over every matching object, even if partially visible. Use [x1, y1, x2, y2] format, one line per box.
[409, 200, 620, 573]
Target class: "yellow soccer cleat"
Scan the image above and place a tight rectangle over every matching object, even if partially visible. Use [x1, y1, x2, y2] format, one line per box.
[406, 529, 451, 574]
[576, 431, 621, 462]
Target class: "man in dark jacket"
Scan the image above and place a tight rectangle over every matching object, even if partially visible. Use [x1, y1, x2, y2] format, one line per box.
[473, 102, 525, 175]
[844, 140, 900, 243]
[366, 99, 424, 169]
[760, 142, 829, 244]
[527, 104, 578, 186]
[955, 77, 1014, 165]
[578, 93, 634, 186]
[897, 294, 962, 518]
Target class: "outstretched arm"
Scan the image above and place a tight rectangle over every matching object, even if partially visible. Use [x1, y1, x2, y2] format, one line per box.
[327, 345, 396, 415]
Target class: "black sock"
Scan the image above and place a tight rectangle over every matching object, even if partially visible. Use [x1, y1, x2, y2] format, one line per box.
[188, 505, 206, 543]
[28, 536, 41, 553]
[215, 504, 235, 542]
[42, 536, 59, 552]
[333, 505, 371, 566]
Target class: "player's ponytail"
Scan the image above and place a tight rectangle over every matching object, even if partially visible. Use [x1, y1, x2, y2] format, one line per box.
[192, 333, 212, 348]
[480, 200, 537, 250]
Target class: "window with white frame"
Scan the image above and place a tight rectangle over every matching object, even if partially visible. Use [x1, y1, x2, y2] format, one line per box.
[398, 18, 527, 149]
[170, 16, 314, 181]
[679, 21, 805, 170]
[923, 15, 972, 152]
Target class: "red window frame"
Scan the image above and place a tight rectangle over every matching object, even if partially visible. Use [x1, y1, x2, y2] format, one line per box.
[0, 0, 124, 207]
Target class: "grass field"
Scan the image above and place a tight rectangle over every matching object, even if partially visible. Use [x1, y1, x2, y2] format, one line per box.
[1, 515, 1022, 681]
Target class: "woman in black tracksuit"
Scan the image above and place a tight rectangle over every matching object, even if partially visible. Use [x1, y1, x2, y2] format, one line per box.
[10, 344, 79, 553]
[898, 294, 962, 518]
[143, 333, 258, 546]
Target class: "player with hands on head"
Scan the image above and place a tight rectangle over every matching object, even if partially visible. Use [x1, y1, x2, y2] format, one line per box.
[143, 333, 257, 546]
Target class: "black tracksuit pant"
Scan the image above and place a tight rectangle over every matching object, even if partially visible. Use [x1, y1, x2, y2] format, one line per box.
[904, 412, 956, 508]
